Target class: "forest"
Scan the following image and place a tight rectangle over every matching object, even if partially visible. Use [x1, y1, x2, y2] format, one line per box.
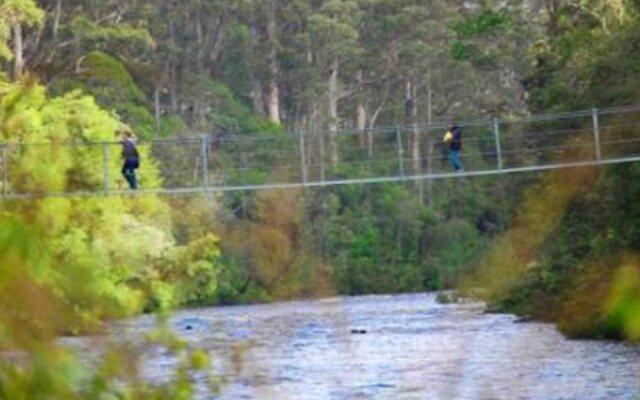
[0, 0, 640, 397]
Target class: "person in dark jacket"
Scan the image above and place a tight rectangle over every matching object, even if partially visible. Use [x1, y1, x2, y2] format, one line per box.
[443, 124, 463, 172]
[120, 130, 140, 189]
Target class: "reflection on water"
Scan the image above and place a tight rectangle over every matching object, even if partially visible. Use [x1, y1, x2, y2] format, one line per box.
[70, 293, 640, 400]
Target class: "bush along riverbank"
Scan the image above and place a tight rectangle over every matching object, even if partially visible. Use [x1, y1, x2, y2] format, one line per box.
[465, 163, 640, 341]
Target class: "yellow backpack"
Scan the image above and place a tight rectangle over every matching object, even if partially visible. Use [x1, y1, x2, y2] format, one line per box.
[443, 130, 453, 142]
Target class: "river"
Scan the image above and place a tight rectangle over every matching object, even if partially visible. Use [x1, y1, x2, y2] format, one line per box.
[66, 293, 640, 399]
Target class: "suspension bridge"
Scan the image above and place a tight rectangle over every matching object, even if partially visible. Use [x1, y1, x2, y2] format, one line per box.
[2, 105, 640, 199]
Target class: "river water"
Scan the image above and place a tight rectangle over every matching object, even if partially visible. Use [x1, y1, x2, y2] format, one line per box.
[70, 293, 640, 399]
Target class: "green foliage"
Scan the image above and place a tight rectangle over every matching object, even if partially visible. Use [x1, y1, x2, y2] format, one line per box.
[215, 255, 271, 305]
[450, 6, 522, 70]
[451, 41, 473, 61]
[607, 259, 640, 340]
[524, 4, 640, 112]
[52, 52, 155, 138]
[69, 16, 154, 54]
[0, 73, 228, 396]
[314, 182, 488, 295]
[0, 75, 224, 315]
[168, 234, 221, 306]
[182, 76, 281, 134]
[424, 218, 485, 289]
[218, 23, 253, 106]
[0, 281, 216, 399]
[491, 163, 640, 339]
[157, 114, 188, 137]
[0, 0, 44, 61]
[488, 5, 640, 340]
[454, 10, 509, 38]
[207, 81, 281, 134]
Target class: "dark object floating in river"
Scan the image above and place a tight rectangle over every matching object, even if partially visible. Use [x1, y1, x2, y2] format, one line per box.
[351, 329, 367, 334]
[177, 317, 209, 331]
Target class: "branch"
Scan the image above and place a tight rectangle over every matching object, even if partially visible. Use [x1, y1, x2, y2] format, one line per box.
[567, 1, 610, 33]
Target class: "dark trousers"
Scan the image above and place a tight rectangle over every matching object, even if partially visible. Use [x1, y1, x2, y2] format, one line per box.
[122, 158, 139, 189]
[450, 150, 463, 171]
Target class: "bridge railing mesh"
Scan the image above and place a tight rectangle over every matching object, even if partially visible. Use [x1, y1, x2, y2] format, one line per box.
[598, 110, 640, 160]
[499, 115, 595, 168]
[1, 106, 640, 197]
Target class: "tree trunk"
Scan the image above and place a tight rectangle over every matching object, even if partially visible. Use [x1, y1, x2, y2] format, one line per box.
[545, 0, 561, 37]
[266, 0, 281, 124]
[367, 81, 391, 158]
[328, 57, 339, 167]
[154, 88, 161, 131]
[426, 72, 434, 205]
[310, 102, 326, 182]
[168, 18, 179, 113]
[195, 3, 205, 72]
[208, 8, 229, 75]
[53, 0, 63, 40]
[426, 71, 433, 125]
[405, 79, 420, 178]
[194, 3, 206, 127]
[356, 103, 366, 147]
[248, 21, 265, 116]
[169, 63, 179, 113]
[13, 23, 23, 80]
[251, 77, 265, 116]
[356, 68, 366, 148]
[267, 70, 280, 124]
[84, 0, 95, 19]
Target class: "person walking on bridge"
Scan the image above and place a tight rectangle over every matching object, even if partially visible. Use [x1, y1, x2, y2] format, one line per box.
[120, 129, 140, 189]
[443, 124, 463, 172]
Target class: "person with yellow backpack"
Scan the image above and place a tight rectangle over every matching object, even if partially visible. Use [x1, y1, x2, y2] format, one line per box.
[443, 124, 463, 172]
